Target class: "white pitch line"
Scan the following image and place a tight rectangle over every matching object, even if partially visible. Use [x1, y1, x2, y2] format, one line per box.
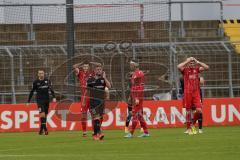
[0, 153, 151, 157]
[0, 154, 83, 157]
[69, 122, 76, 130]
[0, 148, 22, 152]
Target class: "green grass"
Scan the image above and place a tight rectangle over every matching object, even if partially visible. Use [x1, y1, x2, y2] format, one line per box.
[0, 126, 240, 160]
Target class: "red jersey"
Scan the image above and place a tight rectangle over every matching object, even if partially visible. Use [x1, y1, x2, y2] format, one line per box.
[78, 70, 92, 94]
[182, 67, 200, 93]
[131, 69, 144, 99]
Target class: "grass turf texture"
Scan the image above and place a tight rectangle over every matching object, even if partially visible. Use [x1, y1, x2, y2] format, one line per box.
[0, 126, 239, 160]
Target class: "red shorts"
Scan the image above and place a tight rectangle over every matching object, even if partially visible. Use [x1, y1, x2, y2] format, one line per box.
[131, 90, 144, 115]
[80, 96, 90, 113]
[183, 91, 201, 109]
[132, 99, 143, 114]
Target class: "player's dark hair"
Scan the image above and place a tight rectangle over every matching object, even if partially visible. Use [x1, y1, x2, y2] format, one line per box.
[83, 60, 90, 65]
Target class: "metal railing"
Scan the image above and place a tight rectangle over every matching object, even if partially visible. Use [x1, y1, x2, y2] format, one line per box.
[1, 40, 240, 104]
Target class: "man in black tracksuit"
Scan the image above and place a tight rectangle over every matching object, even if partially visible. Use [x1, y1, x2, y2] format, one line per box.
[28, 69, 56, 135]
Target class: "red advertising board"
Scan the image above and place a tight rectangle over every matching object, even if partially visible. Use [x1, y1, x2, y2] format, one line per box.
[0, 98, 240, 132]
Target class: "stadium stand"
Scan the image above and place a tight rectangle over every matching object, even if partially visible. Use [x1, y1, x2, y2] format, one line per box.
[0, 20, 221, 45]
[0, 20, 239, 103]
[223, 19, 240, 53]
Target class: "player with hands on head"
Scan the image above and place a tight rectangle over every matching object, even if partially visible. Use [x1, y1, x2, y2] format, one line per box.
[73, 60, 94, 137]
[178, 57, 209, 135]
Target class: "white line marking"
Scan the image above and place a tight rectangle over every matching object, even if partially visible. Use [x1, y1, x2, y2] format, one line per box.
[69, 122, 76, 130]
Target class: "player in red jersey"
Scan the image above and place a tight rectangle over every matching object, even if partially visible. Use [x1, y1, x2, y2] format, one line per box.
[178, 57, 209, 135]
[124, 60, 149, 138]
[181, 76, 205, 134]
[73, 61, 93, 137]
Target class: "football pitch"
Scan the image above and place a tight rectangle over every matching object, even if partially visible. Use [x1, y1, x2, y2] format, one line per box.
[0, 126, 239, 160]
